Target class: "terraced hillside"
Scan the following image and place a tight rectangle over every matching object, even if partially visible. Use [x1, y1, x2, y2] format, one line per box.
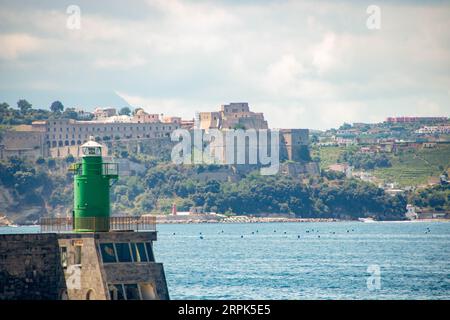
[314, 144, 450, 187]
[372, 144, 450, 186]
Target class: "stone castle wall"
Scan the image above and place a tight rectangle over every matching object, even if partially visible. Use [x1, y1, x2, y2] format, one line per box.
[0, 129, 47, 160]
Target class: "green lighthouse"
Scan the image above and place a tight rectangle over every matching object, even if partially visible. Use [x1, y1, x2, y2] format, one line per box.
[2, 136, 169, 300]
[70, 137, 118, 232]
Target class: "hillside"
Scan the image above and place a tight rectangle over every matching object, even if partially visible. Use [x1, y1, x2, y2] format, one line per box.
[372, 145, 450, 186]
[314, 144, 450, 187]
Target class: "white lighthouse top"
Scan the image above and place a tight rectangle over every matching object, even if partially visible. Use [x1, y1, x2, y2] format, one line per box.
[81, 136, 102, 156]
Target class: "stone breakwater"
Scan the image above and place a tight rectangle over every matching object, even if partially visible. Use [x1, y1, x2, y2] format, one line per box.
[155, 215, 337, 224]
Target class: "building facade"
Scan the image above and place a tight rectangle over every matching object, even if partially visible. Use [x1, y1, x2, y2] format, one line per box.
[0, 124, 47, 160]
[45, 116, 180, 149]
[385, 116, 448, 124]
[199, 103, 268, 130]
[279, 129, 310, 162]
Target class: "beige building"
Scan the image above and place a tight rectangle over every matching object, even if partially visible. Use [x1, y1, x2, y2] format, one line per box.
[93, 107, 117, 119]
[199, 103, 268, 130]
[162, 116, 181, 124]
[0, 110, 181, 159]
[45, 118, 179, 148]
[133, 109, 160, 123]
[203, 128, 310, 165]
[0, 124, 47, 160]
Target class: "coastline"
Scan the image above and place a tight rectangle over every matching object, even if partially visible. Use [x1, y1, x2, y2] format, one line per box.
[156, 216, 338, 224]
[1, 216, 448, 228]
[154, 214, 450, 224]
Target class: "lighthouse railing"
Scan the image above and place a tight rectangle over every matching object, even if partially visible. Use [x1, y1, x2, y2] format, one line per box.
[39, 216, 156, 233]
[68, 162, 119, 176]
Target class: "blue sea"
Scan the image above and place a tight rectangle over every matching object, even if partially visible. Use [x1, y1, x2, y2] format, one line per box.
[1, 221, 449, 299]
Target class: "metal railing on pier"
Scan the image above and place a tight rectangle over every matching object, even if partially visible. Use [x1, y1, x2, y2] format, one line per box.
[39, 216, 156, 233]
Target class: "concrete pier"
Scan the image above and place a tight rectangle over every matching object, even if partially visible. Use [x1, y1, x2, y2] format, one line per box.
[0, 231, 169, 300]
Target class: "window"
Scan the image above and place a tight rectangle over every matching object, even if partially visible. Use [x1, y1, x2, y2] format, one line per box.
[109, 284, 125, 300]
[131, 243, 148, 262]
[115, 243, 132, 262]
[100, 243, 117, 263]
[74, 245, 82, 265]
[145, 242, 154, 261]
[82, 147, 100, 156]
[139, 283, 157, 300]
[124, 284, 141, 300]
[60, 246, 68, 269]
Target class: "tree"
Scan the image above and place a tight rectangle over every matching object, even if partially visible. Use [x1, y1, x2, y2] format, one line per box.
[17, 99, 32, 114]
[339, 123, 352, 130]
[119, 107, 131, 116]
[0, 102, 9, 113]
[65, 154, 75, 163]
[61, 107, 78, 119]
[47, 159, 56, 168]
[50, 101, 64, 113]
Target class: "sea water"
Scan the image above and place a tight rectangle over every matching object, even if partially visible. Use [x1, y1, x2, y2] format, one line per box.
[1, 221, 449, 299]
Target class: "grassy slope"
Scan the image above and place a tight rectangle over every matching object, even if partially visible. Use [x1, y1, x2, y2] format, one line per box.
[314, 144, 450, 187]
[311, 146, 347, 170]
[372, 145, 450, 186]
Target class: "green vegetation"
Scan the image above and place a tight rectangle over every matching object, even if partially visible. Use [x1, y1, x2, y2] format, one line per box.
[0, 157, 72, 222]
[1, 101, 449, 221]
[313, 144, 450, 187]
[0, 100, 51, 125]
[372, 145, 450, 186]
[409, 184, 450, 212]
[0, 100, 94, 125]
[311, 146, 347, 170]
[119, 107, 132, 116]
[50, 101, 64, 114]
[109, 163, 406, 220]
[338, 150, 391, 170]
[0, 156, 408, 222]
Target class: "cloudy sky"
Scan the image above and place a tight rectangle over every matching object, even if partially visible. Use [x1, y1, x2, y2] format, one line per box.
[0, 0, 449, 129]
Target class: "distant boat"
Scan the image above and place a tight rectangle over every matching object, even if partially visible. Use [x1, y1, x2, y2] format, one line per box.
[8, 224, 19, 228]
[358, 218, 376, 223]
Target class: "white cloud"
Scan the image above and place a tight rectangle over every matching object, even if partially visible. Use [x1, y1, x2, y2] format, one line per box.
[93, 55, 148, 69]
[116, 91, 211, 119]
[0, 0, 449, 129]
[263, 54, 306, 94]
[0, 33, 42, 60]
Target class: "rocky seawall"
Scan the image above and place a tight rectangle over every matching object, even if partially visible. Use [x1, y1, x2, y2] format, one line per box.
[154, 214, 337, 224]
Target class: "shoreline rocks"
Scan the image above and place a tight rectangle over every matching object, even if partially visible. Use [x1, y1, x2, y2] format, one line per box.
[155, 215, 338, 224]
